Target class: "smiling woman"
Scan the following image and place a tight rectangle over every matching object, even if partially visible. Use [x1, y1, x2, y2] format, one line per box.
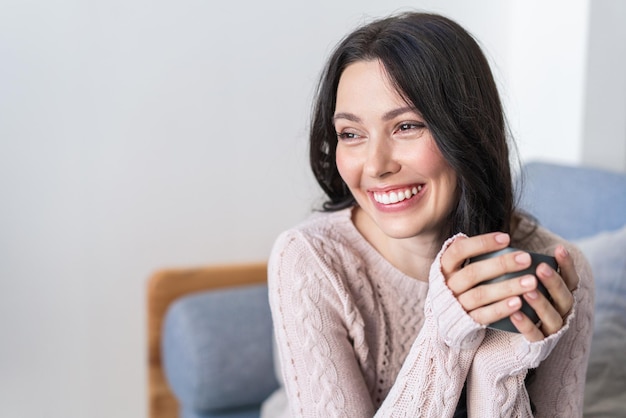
[263, 11, 593, 418]
[334, 60, 458, 249]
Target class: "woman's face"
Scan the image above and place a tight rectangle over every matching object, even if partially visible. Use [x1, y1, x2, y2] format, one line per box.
[334, 59, 458, 241]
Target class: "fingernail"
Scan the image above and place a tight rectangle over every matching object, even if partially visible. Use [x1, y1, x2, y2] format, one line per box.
[560, 246, 569, 258]
[508, 297, 521, 308]
[520, 275, 535, 288]
[540, 263, 553, 276]
[512, 312, 523, 321]
[495, 233, 509, 244]
[526, 291, 538, 299]
[514, 252, 531, 265]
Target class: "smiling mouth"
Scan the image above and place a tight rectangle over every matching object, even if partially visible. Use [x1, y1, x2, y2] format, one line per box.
[372, 185, 423, 205]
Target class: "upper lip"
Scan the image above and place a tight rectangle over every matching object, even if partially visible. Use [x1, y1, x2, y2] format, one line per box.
[367, 183, 423, 193]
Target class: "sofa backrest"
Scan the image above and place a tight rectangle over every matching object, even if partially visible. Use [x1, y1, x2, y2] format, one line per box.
[518, 161, 626, 240]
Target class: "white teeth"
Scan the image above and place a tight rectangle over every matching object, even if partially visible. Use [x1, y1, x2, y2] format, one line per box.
[373, 186, 423, 205]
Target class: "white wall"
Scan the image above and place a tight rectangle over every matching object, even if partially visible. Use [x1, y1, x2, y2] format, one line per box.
[506, 0, 590, 165]
[582, 0, 626, 171]
[0, 1, 622, 417]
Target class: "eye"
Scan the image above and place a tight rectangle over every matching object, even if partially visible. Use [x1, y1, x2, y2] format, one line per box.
[392, 121, 428, 139]
[336, 131, 362, 142]
[395, 122, 426, 133]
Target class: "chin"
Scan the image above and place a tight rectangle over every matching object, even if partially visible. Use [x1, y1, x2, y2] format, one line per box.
[377, 220, 432, 240]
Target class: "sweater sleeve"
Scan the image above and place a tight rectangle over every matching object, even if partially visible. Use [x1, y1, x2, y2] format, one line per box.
[466, 244, 595, 417]
[375, 234, 487, 417]
[527, 244, 594, 417]
[269, 231, 487, 417]
[268, 231, 376, 417]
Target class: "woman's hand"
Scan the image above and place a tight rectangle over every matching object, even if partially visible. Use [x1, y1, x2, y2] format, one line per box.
[440, 233, 577, 342]
[510, 245, 578, 341]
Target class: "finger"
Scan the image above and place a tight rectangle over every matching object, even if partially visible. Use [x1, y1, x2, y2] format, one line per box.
[448, 250, 532, 296]
[510, 311, 545, 342]
[457, 250, 532, 289]
[441, 232, 510, 277]
[554, 245, 579, 291]
[535, 261, 574, 318]
[468, 296, 522, 326]
[523, 289, 563, 336]
[458, 273, 537, 311]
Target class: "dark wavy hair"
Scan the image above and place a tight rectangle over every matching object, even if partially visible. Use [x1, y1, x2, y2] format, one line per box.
[309, 12, 515, 238]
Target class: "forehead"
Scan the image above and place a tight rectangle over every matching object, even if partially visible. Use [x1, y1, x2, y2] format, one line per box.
[335, 60, 412, 117]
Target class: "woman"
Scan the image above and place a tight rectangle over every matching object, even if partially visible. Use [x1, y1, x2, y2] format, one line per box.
[264, 12, 593, 417]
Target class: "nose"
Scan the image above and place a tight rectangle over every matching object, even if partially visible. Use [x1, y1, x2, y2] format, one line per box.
[363, 136, 401, 178]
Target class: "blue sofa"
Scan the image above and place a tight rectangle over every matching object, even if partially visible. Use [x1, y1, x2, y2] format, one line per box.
[150, 161, 626, 418]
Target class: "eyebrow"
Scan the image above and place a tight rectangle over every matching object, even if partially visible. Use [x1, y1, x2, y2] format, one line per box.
[333, 106, 417, 123]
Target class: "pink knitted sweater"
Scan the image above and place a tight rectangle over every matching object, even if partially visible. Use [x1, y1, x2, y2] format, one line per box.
[267, 207, 594, 417]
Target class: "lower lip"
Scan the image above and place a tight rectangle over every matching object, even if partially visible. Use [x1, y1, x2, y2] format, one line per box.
[369, 186, 425, 213]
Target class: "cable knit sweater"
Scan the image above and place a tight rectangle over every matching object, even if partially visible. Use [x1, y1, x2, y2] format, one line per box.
[266, 207, 594, 417]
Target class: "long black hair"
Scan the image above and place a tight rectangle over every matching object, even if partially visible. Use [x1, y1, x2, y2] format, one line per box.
[309, 12, 514, 238]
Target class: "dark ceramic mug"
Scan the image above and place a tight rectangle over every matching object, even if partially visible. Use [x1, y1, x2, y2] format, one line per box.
[468, 247, 558, 333]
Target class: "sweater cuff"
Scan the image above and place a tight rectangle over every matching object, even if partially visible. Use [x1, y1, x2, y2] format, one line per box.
[476, 290, 579, 380]
[510, 289, 578, 372]
[428, 233, 485, 349]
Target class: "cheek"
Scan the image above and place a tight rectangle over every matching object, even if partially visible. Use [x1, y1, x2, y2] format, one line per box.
[418, 140, 458, 197]
[410, 139, 452, 176]
[335, 147, 359, 187]
[434, 160, 459, 207]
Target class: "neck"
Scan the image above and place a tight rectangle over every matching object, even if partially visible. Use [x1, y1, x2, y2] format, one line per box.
[352, 207, 443, 281]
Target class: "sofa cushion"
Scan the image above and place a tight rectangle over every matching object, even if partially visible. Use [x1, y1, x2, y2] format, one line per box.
[519, 162, 626, 240]
[163, 284, 278, 414]
[181, 404, 260, 418]
[575, 225, 626, 417]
